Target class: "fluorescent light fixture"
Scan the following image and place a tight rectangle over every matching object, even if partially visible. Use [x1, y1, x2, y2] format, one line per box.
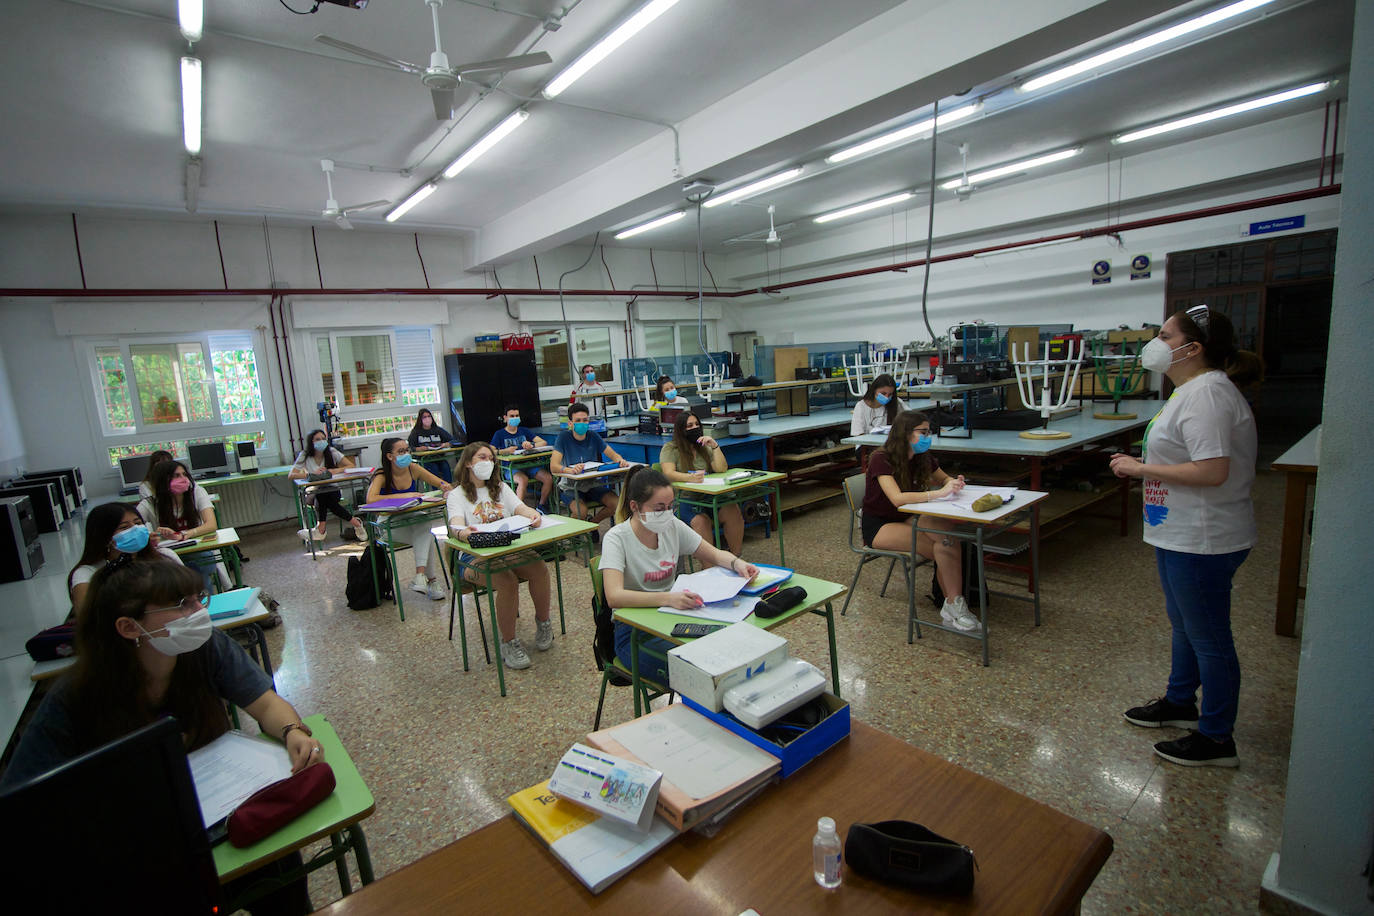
[443, 110, 529, 179]
[180, 56, 202, 156]
[814, 192, 915, 224]
[178, 0, 203, 42]
[939, 147, 1082, 190]
[614, 210, 686, 240]
[827, 103, 981, 164]
[1021, 0, 1279, 93]
[1113, 81, 1331, 143]
[385, 183, 437, 222]
[702, 168, 804, 209]
[543, 0, 680, 98]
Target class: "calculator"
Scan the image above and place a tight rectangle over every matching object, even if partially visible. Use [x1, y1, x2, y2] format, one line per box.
[671, 622, 725, 638]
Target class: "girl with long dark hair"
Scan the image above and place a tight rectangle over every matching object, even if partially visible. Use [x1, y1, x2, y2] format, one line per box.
[138, 449, 173, 500]
[408, 407, 456, 483]
[68, 502, 183, 612]
[862, 410, 976, 630]
[659, 410, 745, 554]
[850, 373, 907, 437]
[137, 459, 222, 591]
[289, 428, 366, 545]
[365, 437, 453, 600]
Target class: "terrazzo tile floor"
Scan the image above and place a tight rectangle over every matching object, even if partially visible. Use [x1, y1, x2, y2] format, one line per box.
[233, 468, 1298, 913]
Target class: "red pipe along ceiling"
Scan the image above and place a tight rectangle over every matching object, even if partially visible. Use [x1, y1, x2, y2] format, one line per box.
[1, 185, 1339, 301]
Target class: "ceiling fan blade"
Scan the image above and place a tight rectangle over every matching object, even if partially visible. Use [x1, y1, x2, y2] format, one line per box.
[315, 35, 425, 75]
[335, 214, 354, 230]
[340, 200, 391, 215]
[454, 51, 552, 76]
[431, 87, 456, 120]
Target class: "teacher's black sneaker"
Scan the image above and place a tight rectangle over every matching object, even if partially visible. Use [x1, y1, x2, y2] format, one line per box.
[1154, 731, 1240, 768]
[1124, 697, 1199, 728]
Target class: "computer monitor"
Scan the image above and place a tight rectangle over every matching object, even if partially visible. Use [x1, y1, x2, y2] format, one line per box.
[0, 717, 220, 912]
[118, 454, 153, 490]
[187, 441, 230, 478]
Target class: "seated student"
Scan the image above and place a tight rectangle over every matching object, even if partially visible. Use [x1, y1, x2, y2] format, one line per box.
[659, 411, 745, 555]
[446, 443, 553, 671]
[850, 373, 908, 438]
[138, 460, 224, 592]
[550, 402, 631, 524]
[652, 376, 689, 410]
[365, 437, 453, 601]
[573, 364, 609, 417]
[1, 559, 321, 915]
[408, 408, 456, 483]
[863, 410, 979, 631]
[68, 502, 184, 613]
[600, 467, 758, 683]
[138, 449, 174, 500]
[289, 428, 367, 545]
[489, 405, 553, 513]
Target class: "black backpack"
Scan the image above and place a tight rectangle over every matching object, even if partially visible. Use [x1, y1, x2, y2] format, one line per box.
[346, 543, 394, 610]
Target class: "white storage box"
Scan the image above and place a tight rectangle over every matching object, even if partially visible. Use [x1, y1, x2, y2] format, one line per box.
[667, 622, 788, 712]
[723, 658, 827, 729]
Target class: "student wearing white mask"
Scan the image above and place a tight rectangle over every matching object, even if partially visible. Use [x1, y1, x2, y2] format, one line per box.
[488, 404, 553, 512]
[600, 467, 759, 684]
[2, 559, 321, 913]
[447, 442, 553, 670]
[1111, 305, 1258, 768]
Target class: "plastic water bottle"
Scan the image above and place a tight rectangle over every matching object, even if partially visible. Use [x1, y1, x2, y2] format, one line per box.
[813, 816, 842, 889]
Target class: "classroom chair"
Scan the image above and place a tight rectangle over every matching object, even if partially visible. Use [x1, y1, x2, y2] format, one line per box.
[446, 548, 494, 672]
[840, 473, 930, 637]
[589, 557, 673, 730]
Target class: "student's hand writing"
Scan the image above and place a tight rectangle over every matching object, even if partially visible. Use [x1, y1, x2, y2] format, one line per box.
[438, 482, 454, 493]
[1109, 453, 1144, 478]
[571, 462, 586, 474]
[690, 469, 706, 481]
[617, 459, 631, 468]
[738, 562, 760, 579]
[665, 590, 704, 610]
[284, 728, 324, 774]
[527, 514, 542, 529]
[521, 440, 533, 449]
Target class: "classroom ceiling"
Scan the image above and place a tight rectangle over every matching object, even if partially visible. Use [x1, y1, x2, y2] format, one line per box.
[0, 0, 1354, 267]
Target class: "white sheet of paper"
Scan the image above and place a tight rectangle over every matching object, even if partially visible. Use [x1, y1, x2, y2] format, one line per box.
[472, 515, 533, 534]
[934, 484, 1018, 512]
[664, 595, 761, 624]
[670, 567, 748, 604]
[609, 704, 776, 799]
[685, 477, 729, 489]
[186, 730, 292, 827]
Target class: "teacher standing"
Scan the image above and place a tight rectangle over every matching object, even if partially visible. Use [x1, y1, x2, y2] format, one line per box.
[1110, 305, 1256, 768]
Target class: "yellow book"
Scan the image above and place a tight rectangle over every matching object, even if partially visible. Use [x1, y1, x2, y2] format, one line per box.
[507, 780, 597, 844]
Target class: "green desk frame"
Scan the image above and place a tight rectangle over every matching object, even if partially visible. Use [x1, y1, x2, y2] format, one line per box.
[174, 528, 245, 592]
[294, 474, 373, 561]
[364, 500, 450, 621]
[673, 471, 786, 564]
[612, 573, 845, 716]
[216, 714, 376, 911]
[446, 517, 598, 697]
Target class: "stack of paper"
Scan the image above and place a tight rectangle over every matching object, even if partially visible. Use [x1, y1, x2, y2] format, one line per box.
[186, 731, 292, 828]
[660, 567, 761, 624]
[471, 515, 533, 534]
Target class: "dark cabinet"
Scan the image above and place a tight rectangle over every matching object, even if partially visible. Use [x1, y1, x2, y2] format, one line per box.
[444, 352, 541, 446]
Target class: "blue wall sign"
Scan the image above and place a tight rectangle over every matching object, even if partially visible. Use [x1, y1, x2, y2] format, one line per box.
[1091, 259, 1112, 285]
[1246, 215, 1305, 236]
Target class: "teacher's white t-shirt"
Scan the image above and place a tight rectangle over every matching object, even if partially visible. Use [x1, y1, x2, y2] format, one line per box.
[1141, 370, 1257, 554]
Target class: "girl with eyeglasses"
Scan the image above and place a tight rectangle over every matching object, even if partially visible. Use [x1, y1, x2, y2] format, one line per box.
[366, 437, 453, 601]
[600, 467, 759, 684]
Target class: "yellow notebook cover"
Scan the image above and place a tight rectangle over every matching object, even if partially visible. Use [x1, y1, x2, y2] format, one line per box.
[507, 779, 597, 843]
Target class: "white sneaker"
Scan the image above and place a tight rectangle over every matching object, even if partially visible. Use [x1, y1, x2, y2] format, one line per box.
[426, 578, 446, 600]
[501, 638, 532, 670]
[943, 596, 982, 632]
[297, 527, 313, 543]
[352, 521, 368, 542]
[408, 573, 428, 595]
[535, 619, 554, 651]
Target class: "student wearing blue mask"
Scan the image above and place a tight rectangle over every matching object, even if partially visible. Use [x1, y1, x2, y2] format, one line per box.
[551, 402, 631, 523]
[289, 428, 366, 545]
[652, 376, 689, 410]
[851, 373, 908, 437]
[862, 410, 977, 631]
[573, 364, 609, 417]
[490, 404, 553, 512]
[366, 437, 453, 600]
[67, 502, 185, 613]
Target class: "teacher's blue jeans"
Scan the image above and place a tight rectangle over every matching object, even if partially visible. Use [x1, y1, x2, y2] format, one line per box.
[1156, 547, 1249, 739]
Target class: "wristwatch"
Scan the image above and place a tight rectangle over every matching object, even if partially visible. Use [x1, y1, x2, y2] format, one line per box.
[281, 722, 313, 741]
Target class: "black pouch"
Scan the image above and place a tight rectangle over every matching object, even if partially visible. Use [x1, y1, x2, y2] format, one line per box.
[754, 585, 806, 619]
[844, 820, 975, 895]
[467, 530, 519, 549]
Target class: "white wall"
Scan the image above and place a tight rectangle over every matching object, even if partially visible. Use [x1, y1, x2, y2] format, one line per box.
[722, 109, 1342, 347]
[0, 343, 26, 478]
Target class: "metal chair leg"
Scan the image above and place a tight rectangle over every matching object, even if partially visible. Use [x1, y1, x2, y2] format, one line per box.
[880, 557, 897, 597]
[841, 556, 866, 616]
[594, 669, 611, 731]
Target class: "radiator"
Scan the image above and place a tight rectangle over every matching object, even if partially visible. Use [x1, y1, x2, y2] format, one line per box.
[213, 481, 265, 528]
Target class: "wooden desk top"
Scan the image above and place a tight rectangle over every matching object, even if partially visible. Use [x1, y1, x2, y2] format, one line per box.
[317, 721, 1110, 914]
[1271, 425, 1320, 473]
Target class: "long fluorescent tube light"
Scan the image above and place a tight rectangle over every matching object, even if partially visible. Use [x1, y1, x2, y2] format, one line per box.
[814, 192, 915, 224]
[386, 183, 438, 222]
[180, 56, 202, 156]
[702, 168, 804, 209]
[827, 103, 981, 164]
[1021, 0, 1279, 93]
[443, 110, 529, 179]
[615, 211, 685, 240]
[1113, 81, 1331, 143]
[178, 0, 204, 42]
[939, 147, 1082, 190]
[543, 0, 680, 98]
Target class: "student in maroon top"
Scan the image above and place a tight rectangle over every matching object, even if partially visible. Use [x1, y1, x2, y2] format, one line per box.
[862, 410, 980, 632]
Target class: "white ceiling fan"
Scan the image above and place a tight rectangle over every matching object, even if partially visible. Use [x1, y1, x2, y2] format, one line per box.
[316, 0, 552, 120]
[320, 160, 388, 229]
[724, 205, 790, 245]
